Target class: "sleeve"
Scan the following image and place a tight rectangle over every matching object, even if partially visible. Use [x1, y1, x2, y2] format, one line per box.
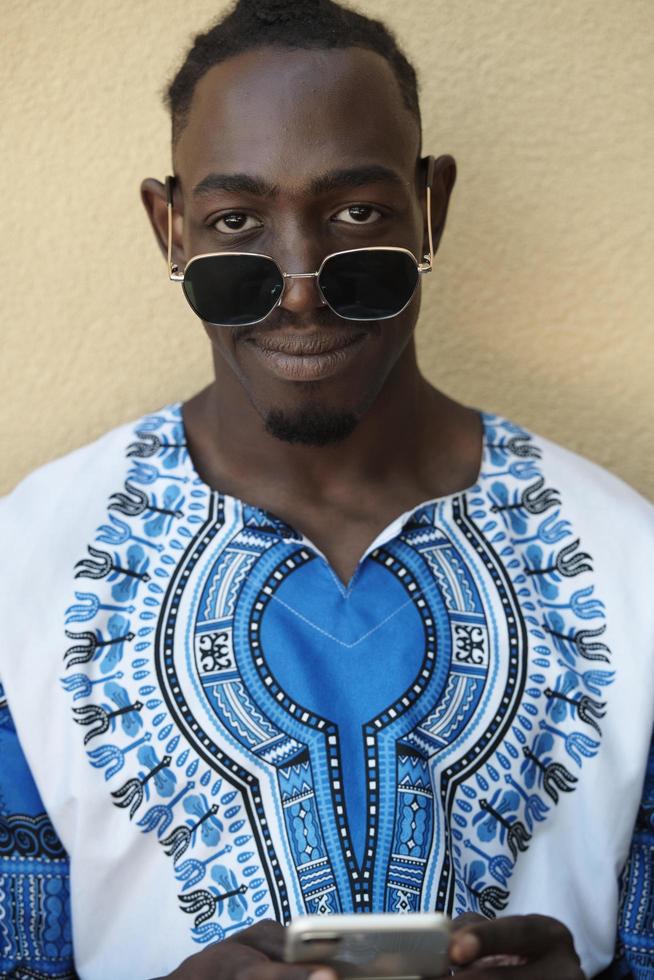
[0, 681, 77, 979]
[609, 726, 654, 980]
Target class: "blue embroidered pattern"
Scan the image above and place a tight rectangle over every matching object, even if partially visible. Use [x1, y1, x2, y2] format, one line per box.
[614, 730, 654, 978]
[0, 683, 75, 978]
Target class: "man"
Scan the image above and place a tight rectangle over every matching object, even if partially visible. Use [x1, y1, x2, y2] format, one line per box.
[0, 1, 652, 978]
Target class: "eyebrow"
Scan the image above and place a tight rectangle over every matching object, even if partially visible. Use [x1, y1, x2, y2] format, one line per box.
[191, 164, 406, 200]
[192, 173, 278, 198]
[309, 165, 406, 195]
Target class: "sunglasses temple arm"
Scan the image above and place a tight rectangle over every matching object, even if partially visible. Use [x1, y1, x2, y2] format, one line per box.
[419, 155, 436, 274]
[166, 176, 184, 282]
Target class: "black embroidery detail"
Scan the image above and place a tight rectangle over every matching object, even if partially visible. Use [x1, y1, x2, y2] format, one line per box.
[522, 746, 578, 802]
[160, 805, 221, 863]
[478, 799, 531, 860]
[0, 811, 66, 860]
[453, 624, 486, 664]
[74, 545, 150, 583]
[466, 881, 510, 917]
[64, 627, 135, 668]
[490, 476, 560, 515]
[542, 623, 610, 662]
[111, 755, 172, 818]
[544, 688, 606, 737]
[485, 436, 542, 459]
[127, 431, 187, 458]
[73, 700, 143, 744]
[109, 481, 183, 519]
[525, 539, 593, 578]
[179, 884, 248, 928]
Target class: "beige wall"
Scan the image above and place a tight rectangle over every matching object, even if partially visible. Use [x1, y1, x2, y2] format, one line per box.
[2, 0, 653, 498]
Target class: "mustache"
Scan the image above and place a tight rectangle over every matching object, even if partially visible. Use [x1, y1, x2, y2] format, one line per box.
[235, 305, 379, 342]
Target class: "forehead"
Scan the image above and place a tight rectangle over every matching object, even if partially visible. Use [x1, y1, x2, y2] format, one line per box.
[174, 46, 420, 192]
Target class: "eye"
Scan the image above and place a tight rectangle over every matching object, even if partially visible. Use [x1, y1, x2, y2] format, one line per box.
[332, 205, 382, 225]
[212, 212, 262, 234]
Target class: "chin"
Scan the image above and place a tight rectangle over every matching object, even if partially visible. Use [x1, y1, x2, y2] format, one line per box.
[263, 405, 359, 446]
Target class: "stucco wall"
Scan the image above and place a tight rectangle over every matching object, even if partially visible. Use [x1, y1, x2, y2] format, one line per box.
[2, 0, 652, 497]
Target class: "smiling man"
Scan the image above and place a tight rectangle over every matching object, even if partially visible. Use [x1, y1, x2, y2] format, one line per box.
[145, 35, 481, 588]
[0, 2, 653, 979]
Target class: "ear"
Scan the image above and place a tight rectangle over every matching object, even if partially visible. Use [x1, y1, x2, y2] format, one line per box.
[140, 177, 185, 271]
[420, 154, 457, 259]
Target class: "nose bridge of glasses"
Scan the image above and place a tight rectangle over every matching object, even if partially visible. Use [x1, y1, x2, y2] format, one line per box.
[277, 266, 326, 312]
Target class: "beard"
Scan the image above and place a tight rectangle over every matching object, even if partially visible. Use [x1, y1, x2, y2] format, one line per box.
[264, 404, 358, 446]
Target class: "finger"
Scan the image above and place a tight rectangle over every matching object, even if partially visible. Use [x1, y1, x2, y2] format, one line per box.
[448, 912, 486, 965]
[449, 914, 577, 965]
[469, 954, 527, 967]
[170, 941, 268, 980]
[451, 912, 486, 932]
[451, 950, 585, 980]
[231, 919, 287, 960]
[238, 961, 337, 980]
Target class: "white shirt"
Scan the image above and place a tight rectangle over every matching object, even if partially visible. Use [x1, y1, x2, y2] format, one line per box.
[1, 404, 653, 979]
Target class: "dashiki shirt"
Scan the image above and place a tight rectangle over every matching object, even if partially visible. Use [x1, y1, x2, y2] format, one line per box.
[0, 404, 653, 980]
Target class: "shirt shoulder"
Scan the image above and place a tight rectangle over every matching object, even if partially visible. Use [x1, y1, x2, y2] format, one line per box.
[0, 405, 183, 553]
[535, 430, 651, 514]
[483, 413, 654, 541]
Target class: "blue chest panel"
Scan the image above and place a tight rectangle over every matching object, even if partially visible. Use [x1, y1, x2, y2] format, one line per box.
[260, 558, 425, 862]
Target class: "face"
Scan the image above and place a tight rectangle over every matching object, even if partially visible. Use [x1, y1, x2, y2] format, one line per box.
[152, 46, 453, 445]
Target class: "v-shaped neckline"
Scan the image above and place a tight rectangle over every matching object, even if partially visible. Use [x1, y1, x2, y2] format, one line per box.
[172, 402, 488, 589]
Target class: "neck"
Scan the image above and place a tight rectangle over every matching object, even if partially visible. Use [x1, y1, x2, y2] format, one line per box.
[183, 343, 475, 501]
[181, 343, 482, 586]
[190, 351, 435, 487]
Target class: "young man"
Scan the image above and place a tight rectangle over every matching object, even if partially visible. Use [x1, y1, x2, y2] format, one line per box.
[1, 2, 652, 978]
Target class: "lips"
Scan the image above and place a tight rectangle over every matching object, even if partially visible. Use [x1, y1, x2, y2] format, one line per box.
[246, 330, 368, 381]
[249, 331, 366, 356]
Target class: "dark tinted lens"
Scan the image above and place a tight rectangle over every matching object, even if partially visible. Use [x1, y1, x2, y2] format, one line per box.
[183, 254, 284, 326]
[318, 249, 419, 320]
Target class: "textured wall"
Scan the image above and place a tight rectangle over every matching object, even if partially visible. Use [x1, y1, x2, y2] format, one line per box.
[2, 0, 653, 497]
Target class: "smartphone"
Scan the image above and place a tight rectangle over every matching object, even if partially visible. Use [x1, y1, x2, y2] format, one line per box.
[285, 912, 452, 979]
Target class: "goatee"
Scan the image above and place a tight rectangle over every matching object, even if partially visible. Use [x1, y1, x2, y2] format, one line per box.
[264, 405, 358, 446]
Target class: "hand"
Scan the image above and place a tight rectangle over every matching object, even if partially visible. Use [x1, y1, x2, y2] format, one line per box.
[448, 913, 585, 978]
[161, 919, 337, 980]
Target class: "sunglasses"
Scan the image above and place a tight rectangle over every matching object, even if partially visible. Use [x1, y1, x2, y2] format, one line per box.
[165, 156, 436, 327]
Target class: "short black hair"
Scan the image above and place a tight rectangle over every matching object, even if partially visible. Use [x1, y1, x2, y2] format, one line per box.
[166, 0, 421, 148]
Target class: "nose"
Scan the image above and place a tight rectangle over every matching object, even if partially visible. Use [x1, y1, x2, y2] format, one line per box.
[278, 270, 326, 314]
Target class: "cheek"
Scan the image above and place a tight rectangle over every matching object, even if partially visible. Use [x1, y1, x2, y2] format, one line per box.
[389, 286, 421, 347]
[204, 323, 243, 373]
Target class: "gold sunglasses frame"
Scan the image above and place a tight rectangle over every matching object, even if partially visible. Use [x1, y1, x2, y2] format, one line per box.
[165, 156, 436, 326]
